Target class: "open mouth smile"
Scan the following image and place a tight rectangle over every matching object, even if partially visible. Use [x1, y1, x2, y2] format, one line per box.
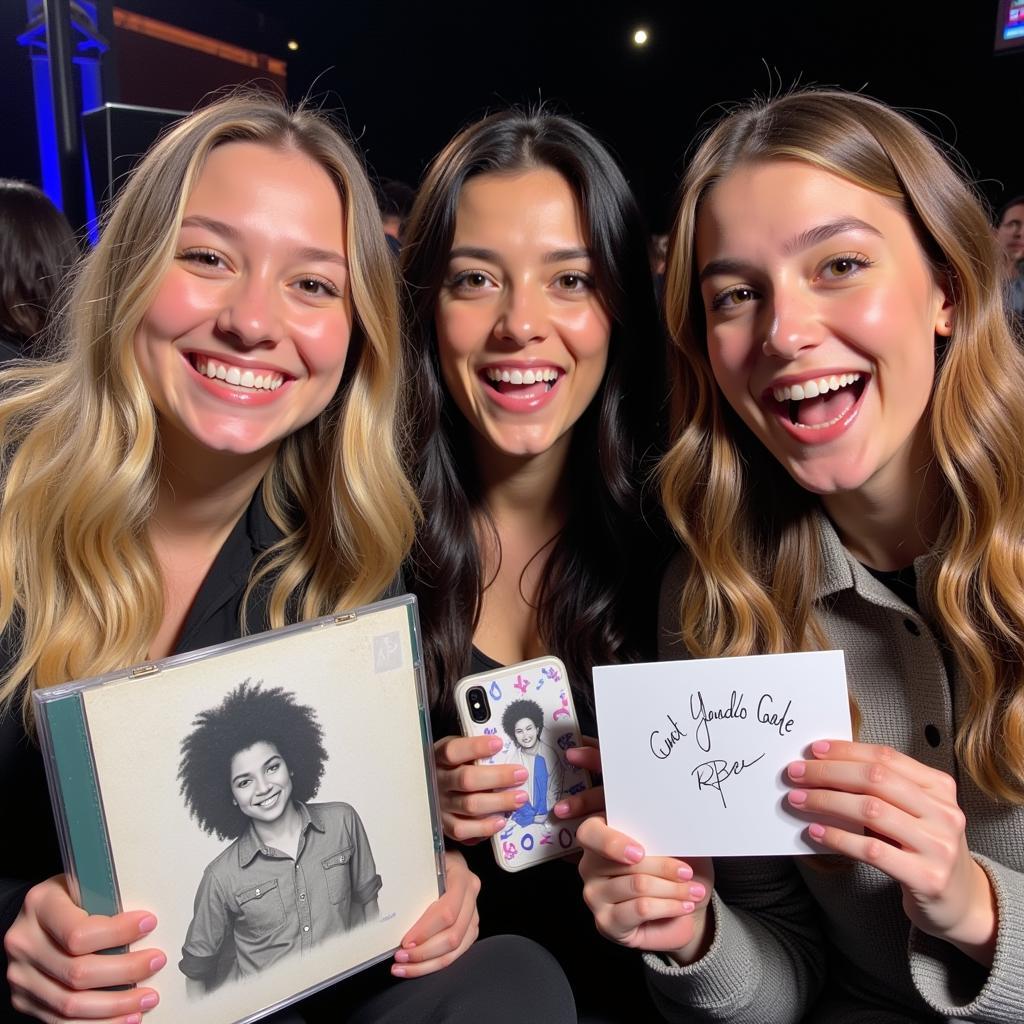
[190, 354, 287, 392]
[765, 371, 869, 440]
[478, 363, 564, 412]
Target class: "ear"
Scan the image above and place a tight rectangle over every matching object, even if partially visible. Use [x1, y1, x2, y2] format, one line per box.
[933, 275, 956, 337]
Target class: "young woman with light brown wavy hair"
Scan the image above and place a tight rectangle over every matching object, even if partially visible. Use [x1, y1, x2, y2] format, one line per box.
[0, 93, 576, 1024]
[578, 90, 1024, 1022]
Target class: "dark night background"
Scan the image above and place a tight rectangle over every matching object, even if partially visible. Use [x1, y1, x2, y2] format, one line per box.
[1, 0, 1021, 231]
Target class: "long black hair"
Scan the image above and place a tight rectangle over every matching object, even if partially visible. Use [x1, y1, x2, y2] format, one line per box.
[0, 180, 76, 351]
[401, 109, 668, 729]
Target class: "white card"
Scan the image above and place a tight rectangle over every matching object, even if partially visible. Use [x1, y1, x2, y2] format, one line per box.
[593, 651, 852, 856]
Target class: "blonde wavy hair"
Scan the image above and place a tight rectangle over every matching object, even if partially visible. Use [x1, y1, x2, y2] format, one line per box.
[0, 92, 417, 725]
[661, 90, 1024, 803]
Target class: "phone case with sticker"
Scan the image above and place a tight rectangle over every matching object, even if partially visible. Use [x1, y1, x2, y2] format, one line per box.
[454, 656, 591, 872]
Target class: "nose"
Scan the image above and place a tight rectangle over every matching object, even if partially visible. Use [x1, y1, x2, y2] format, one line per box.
[216, 275, 285, 348]
[761, 285, 823, 359]
[494, 283, 549, 347]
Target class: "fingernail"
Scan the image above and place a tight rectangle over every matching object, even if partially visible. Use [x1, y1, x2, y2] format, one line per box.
[811, 740, 831, 756]
[403, 940, 417, 949]
[809, 823, 826, 839]
[513, 768, 528, 782]
[139, 993, 158, 1010]
[677, 864, 693, 881]
[138, 915, 157, 934]
[513, 790, 528, 806]
[553, 802, 570, 817]
[787, 761, 806, 779]
[391, 965, 407, 977]
[487, 736, 503, 753]
[126, 1015, 142, 1024]
[394, 949, 410, 963]
[689, 883, 706, 900]
[788, 789, 808, 806]
[493, 816, 508, 830]
[148, 953, 166, 972]
[624, 843, 644, 864]
[681, 901, 695, 913]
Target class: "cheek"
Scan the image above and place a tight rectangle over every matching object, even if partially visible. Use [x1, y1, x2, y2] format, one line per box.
[293, 313, 353, 384]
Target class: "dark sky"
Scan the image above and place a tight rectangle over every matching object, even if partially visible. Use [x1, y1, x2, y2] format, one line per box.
[2, 1, 1020, 230]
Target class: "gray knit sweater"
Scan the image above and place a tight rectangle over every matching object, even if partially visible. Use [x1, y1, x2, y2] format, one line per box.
[644, 517, 1024, 1023]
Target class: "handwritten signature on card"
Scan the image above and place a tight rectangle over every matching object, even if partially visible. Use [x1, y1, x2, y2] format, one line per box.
[647, 690, 797, 808]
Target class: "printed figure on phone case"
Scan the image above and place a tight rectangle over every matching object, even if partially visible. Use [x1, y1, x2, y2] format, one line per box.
[501, 698, 564, 827]
[177, 681, 381, 994]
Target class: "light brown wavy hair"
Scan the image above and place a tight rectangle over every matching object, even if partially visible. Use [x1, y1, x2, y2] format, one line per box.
[0, 92, 418, 726]
[661, 90, 1024, 803]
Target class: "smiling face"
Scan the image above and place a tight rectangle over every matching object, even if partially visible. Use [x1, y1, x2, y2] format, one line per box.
[435, 167, 612, 460]
[513, 716, 540, 751]
[997, 202, 1024, 263]
[695, 160, 952, 500]
[230, 739, 293, 824]
[133, 141, 353, 460]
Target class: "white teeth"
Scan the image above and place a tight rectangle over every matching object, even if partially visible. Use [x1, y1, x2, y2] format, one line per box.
[194, 356, 284, 391]
[484, 367, 560, 385]
[772, 372, 861, 404]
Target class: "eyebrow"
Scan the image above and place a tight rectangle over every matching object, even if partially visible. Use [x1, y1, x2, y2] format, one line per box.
[447, 246, 591, 263]
[180, 215, 347, 267]
[699, 217, 883, 282]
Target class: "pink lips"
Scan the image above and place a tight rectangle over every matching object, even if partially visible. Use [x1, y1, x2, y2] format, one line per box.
[184, 352, 291, 407]
[479, 363, 563, 413]
[768, 372, 869, 445]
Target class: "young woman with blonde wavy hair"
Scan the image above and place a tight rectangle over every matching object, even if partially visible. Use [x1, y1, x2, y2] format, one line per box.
[0, 93, 575, 1024]
[578, 90, 1024, 1022]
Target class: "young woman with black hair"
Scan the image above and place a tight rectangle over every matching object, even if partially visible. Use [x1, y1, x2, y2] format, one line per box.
[401, 109, 668, 1018]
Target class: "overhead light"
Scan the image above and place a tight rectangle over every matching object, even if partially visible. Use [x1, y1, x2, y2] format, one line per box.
[287, 39, 299, 51]
[632, 28, 649, 46]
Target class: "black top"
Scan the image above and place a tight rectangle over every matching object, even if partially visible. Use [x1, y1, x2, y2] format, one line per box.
[0, 491, 283, 1010]
[863, 562, 920, 613]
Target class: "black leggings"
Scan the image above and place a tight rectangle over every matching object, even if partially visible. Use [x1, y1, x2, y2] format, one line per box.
[271, 935, 577, 1024]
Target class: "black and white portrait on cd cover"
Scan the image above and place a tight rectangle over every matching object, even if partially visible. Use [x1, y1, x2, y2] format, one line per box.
[176, 681, 383, 993]
[71, 598, 441, 1024]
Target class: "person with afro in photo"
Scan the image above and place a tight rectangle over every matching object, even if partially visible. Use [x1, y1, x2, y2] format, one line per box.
[177, 681, 381, 994]
[500, 699, 564, 828]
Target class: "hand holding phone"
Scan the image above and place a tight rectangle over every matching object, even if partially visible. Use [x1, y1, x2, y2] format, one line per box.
[434, 733, 532, 843]
[452, 657, 592, 871]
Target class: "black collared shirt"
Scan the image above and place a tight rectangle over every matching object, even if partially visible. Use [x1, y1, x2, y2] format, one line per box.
[0, 489, 284, 1005]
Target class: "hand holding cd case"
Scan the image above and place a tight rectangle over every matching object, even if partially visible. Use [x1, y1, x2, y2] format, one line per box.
[34, 595, 444, 1024]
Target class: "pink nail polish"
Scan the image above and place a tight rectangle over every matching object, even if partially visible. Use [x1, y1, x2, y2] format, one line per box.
[811, 740, 831, 756]
[513, 790, 528, 806]
[553, 802, 569, 817]
[392, 965, 407, 977]
[139, 993, 158, 1010]
[677, 864, 693, 881]
[809, 823, 826, 839]
[125, 1015, 142, 1024]
[624, 843, 644, 864]
[148, 953, 166, 972]
[513, 768, 528, 782]
[681, 901, 695, 913]
[788, 789, 808, 805]
[788, 761, 806, 779]
[487, 736, 503, 753]
[394, 949, 410, 963]
[138, 915, 157, 934]
[689, 883, 706, 900]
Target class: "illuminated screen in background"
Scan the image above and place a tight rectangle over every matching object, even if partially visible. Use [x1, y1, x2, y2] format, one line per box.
[995, 0, 1024, 53]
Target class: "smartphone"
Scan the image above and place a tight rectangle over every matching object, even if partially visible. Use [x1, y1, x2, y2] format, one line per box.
[454, 656, 592, 872]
